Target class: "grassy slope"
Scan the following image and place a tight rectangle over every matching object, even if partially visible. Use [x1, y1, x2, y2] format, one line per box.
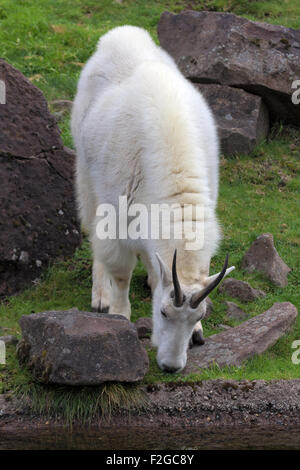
[0, 0, 300, 405]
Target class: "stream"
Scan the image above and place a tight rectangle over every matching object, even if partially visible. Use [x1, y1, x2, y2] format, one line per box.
[1, 425, 300, 450]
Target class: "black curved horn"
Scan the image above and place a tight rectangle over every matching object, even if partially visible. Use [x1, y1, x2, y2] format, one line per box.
[190, 254, 229, 309]
[172, 249, 184, 307]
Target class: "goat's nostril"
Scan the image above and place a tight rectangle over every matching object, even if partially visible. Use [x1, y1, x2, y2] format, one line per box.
[161, 363, 181, 373]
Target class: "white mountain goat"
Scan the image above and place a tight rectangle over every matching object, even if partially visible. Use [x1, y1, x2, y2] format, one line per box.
[71, 26, 235, 373]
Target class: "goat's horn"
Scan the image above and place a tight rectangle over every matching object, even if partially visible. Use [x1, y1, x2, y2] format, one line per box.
[172, 249, 184, 307]
[190, 254, 229, 309]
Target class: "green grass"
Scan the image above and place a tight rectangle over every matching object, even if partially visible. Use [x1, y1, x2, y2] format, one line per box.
[1, 0, 300, 420]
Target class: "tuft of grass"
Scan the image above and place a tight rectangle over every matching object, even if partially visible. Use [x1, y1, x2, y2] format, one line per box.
[2, 345, 148, 425]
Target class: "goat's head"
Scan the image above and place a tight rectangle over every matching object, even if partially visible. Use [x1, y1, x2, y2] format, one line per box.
[152, 250, 235, 373]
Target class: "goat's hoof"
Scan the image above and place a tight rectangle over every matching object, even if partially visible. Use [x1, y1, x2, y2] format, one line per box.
[192, 330, 205, 346]
[92, 301, 110, 313]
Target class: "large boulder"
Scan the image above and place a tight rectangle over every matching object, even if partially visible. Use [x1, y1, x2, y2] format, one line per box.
[185, 302, 298, 373]
[17, 309, 149, 385]
[158, 11, 300, 126]
[195, 84, 269, 155]
[241, 233, 291, 287]
[0, 59, 81, 297]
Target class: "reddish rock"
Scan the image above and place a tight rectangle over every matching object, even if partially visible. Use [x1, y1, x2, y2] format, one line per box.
[219, 278, 266, 302]
[17, 309, 149, 385]
[135, 317, 152, 339]
[158, 11, 300, 125]
[185, 302, 298, 373]
[242, 233, 291, 287]
[225, 301, 247, 321]
[195, 84, 269, 156]
[0, 59, 81, 297]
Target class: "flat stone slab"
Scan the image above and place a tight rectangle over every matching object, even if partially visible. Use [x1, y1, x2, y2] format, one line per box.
[17, 309, 149, 385]
[242, 233, 291, 287]
[195, 84, 269, 156]
[184, 302, 298, 374]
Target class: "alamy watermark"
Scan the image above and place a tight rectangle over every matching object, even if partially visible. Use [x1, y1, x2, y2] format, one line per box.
[291, 340, 300, 365]
[95, 196, 205, 250]
[0, 340, 5, 365]
[0, 79, 5, 104]
[292, 80, 300, 105]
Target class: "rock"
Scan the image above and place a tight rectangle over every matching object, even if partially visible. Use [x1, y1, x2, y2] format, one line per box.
[17, 309, 149, 385]
[219, 278, 266, 302]
[185, 302, 298, 373]
[135, 317, 152, 339]
[50, 99, 73, 113]
[0, 335, 18, 345]
[205, 297, 213, 318]
[225, 301, 248, 321]
[242, 233, 291, 287]
[50, 100, 73, 122]
[158, 11, 300, 126]
[0, 59, 81, 297]
[195, 84, 269, 156]
[217, 324, 232, 331]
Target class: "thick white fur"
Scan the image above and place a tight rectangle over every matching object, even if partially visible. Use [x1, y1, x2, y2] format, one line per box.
[72, 26, 234, 372]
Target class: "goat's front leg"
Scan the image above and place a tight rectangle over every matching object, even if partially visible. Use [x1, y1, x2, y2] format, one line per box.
[91, 260, 111, 313]
[108, 274, 132, 320]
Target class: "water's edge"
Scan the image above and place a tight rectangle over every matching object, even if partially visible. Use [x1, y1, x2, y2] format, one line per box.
[1, 379, 300, 449]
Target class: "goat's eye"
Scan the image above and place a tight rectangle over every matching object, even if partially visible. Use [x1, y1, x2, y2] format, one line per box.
[161, 309, 167, 318]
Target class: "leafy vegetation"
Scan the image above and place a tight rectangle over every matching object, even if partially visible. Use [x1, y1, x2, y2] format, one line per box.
[0, 0, 300, 419]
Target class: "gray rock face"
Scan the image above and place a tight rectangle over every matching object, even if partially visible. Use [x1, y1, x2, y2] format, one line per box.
[0, 59, 81, 297]
[195, 84, 269, 156]
[158, 11, 300, 125]
[225, 301, 247, 321]
[242, 233, 291, 287]
[135, 317, 152, 339]
[17, 309, 149, 385]
[219, 278, 266, 302]
[185, 302, 298, 373]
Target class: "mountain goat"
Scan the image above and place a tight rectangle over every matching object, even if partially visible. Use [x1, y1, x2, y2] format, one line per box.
[71, 26, 234, 373]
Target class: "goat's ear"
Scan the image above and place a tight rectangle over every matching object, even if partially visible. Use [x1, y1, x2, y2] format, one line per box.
[204, 266, 235, 286]
[155, 252, 172, 288]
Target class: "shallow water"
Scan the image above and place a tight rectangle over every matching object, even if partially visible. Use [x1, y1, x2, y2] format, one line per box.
[1, 425, 300, 450]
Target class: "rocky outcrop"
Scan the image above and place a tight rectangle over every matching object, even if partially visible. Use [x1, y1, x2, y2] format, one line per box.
[17, 309, 149, 385]
[195, 84, 269, 155]
[219, 278, 266, 302]
[242, 233, 291, 287]
[158, 10, 300, 126]
[0, 59, 81, 297]
[185, 302, 298, 373]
